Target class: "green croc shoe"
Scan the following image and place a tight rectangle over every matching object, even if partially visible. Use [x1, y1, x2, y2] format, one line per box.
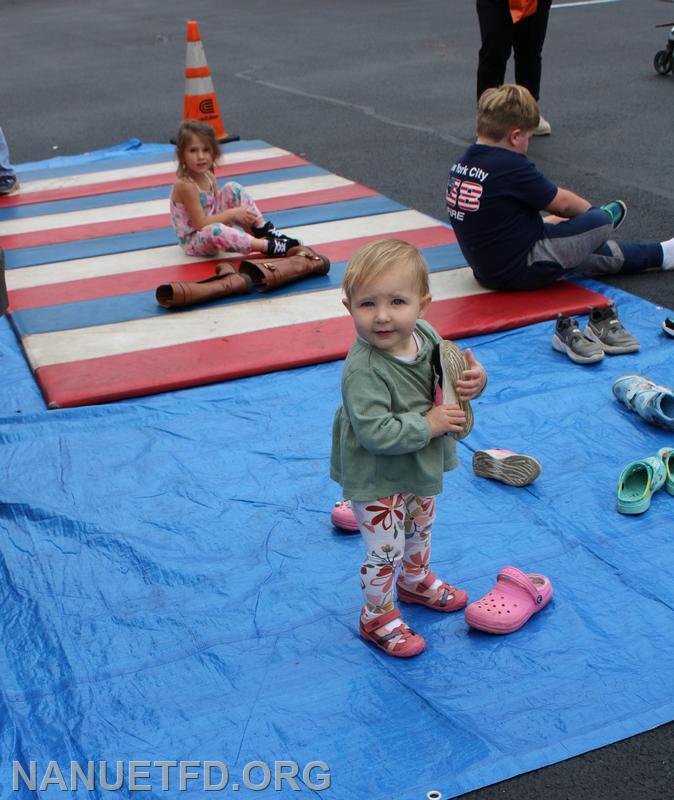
[657, 447, 674, 496]
[616, 456, 667, 515]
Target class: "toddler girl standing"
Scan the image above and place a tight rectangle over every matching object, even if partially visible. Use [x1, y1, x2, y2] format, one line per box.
[170, 120, 299, 258]
[331, 239, 487, 657]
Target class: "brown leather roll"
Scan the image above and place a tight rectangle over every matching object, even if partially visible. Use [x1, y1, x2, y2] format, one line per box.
[237, 246, 330, 292]
[156, 264, 253, 309]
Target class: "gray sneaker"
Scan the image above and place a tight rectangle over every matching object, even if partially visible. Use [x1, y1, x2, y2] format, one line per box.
[584, 303, 639, 354]
[552, 314, 605, 364]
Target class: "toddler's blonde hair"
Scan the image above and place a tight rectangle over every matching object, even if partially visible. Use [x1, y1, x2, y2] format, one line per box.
[342, 239, 430, 301]
[477, 84, 540, 141]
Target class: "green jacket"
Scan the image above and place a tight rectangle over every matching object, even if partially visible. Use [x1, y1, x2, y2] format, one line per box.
[330, 320, 458, 501]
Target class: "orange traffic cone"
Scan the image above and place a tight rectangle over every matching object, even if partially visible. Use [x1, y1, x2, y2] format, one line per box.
[183, 20, 238, 143]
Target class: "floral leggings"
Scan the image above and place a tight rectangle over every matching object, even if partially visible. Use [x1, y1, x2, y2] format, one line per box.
[351, 494, 436, 617]
[176, 181, 263, 256]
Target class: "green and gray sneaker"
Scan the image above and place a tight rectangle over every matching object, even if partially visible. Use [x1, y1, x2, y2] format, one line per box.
[583, 303, 639, 354]
[552, 314, 605, 364]
[600, 200, 627, 230]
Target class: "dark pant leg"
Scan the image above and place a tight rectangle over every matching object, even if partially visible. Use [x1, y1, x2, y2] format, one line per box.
[476, 0, 513, 101]
[512, 0, 552, 100]
[577, 241, 663, 276]
[0, 248, 6, 317]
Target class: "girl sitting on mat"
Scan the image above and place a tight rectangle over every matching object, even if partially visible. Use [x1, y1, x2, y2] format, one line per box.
[331, 239, 487, 658]
[170, 120, 299, 258]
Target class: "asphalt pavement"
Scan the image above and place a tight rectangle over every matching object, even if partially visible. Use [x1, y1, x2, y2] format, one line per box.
[1, 1, 673, 798]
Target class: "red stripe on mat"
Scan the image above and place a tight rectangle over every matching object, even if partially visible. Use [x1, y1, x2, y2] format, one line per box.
[0, 154, 309, 208]
[8, 226, 456, 310]
[35, 282, 609, 408]
[2, 183, 379, 249]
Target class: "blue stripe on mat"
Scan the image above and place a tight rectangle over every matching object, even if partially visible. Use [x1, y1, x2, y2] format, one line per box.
[4, 196, 406, 268]
[0, 165, 328, 221]
[15, 139, 269, 182]
[11, 244, 467, 336]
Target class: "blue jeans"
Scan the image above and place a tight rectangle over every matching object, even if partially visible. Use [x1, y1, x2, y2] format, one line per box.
[0, 127, 16, 179]
[488, 208, 664, 291]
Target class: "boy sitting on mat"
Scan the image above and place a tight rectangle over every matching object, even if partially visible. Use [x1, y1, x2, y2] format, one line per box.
[447, 84, 674, 292]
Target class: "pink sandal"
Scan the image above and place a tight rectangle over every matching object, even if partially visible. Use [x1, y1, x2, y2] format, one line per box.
[464, 566, 553, 634]
[331, 500, 359, 532]
[359, 609, 426, 657]
[396, 571, 468, 612]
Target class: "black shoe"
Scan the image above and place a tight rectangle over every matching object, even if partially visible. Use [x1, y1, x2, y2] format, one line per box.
[251, 220, 275, 237]
[0, 175, 18, 196]
[266, 234, 301, 256]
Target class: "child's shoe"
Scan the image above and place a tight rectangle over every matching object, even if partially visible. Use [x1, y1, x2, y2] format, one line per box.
[472, 448, 541, 487]
[662, 316, 674, 338]
[583, 303, 639, 354]
[612, 375, 674, 430]
[331, 500, 359, 532]
[359, 609, 426, 657]
[251, 220, 275, 237]
[616, 456, 667, 515]
[431, 340, 474, 439]
[600, 200, 627, 230]
[552, 314, 605, 364]
[657, 447, 674, 495]
[464, 567, 553, 634]
[265, 233, 301, 256]
[396, 571, 468, 612]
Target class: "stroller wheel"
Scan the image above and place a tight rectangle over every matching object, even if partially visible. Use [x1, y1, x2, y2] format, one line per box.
[654, 50, 672, 75]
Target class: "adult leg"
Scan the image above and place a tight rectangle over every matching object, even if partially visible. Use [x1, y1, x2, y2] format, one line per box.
[0, 127, 16, 178]
[512, 0, 552, 100]
[476, 0, 514, 101]
[0, 247, 7, 317]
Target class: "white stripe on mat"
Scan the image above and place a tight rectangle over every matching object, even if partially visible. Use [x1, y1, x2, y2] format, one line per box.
[6, 210, 441, 290]
[15, 146, 290, 195]
[0, 174, 355, 236]
[23, 268, 487, 368]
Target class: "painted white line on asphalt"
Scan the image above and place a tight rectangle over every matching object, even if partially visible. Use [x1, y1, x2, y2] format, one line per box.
[553, 0, 622, 8]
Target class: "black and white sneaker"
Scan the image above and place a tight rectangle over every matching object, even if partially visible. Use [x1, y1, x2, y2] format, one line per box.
[265, 234, 301, 256]
[663, 316, 674, 338]
[251, 220, 275, 238]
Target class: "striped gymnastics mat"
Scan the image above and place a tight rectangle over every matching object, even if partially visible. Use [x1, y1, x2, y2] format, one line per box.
[0, 140, 609, 408]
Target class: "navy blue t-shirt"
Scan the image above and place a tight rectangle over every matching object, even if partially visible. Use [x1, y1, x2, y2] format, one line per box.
[447, 144, 557, 288]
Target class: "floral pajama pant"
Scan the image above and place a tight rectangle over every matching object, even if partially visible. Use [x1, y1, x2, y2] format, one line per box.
[351, 494, 436, 617]
[184, 181, 262, 256]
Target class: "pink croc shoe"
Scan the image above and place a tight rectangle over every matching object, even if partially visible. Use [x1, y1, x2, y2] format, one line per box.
[331, 500, 359, 532]
[464, 566, 553, 634]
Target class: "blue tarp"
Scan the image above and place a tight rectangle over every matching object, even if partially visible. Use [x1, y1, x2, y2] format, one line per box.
[1, 278, 673, 799]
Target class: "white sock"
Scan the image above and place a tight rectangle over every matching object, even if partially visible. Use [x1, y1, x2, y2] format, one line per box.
[661, 237, 674, 270]
[400, 573, 443, 592]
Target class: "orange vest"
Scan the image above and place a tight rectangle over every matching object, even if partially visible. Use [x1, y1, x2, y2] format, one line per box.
[509, 0, 538, 23]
